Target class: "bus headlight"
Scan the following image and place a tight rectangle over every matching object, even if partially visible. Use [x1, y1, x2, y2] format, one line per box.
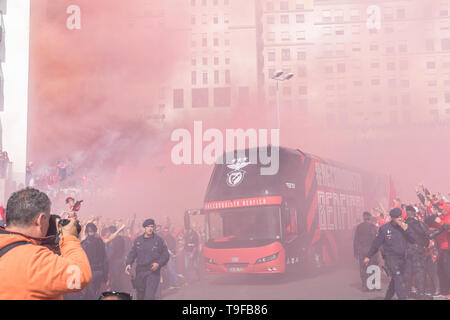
[255, 252, 279, 264]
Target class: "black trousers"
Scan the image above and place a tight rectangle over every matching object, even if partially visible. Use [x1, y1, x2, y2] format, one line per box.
[438, 249, 450, 295]
[384, 255, 408, 300]
[135, 269, 160, 300]
[82, 270, 105, 300]
[404, 248, 426, 297]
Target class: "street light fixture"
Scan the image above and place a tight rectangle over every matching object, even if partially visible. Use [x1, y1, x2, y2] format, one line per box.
[271, 71, 294, 129]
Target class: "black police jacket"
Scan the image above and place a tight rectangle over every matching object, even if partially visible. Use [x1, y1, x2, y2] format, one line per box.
[125, 233, 169, 271]
[366, 221, 416, 258]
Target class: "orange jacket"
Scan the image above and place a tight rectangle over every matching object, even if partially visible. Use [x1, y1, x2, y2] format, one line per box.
[0, 232, 92, 300]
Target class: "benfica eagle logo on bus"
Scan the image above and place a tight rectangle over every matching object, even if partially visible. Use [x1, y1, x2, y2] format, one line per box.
[226, 158, 250, 187]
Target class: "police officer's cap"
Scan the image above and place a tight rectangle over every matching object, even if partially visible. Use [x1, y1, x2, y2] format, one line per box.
[85, 222, 97, 233]
[389, 207, 403, 218]
[143, 218, 155, 227]
[405, 205, 416, 213]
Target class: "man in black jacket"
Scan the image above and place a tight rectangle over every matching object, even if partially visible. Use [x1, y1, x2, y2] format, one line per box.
[354, 211, 378, 291]
[80, 223, 108, 300]
[125, 218, 169, 300]
[364, 208, 416, 300]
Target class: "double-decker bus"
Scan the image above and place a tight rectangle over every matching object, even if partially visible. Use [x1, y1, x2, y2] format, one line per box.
[195, 146, 392, 274]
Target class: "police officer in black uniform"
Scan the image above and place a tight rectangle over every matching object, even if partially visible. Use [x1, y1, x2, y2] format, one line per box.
[354, 211, 378, 291]
[364, 208, 416, 300]
[125, 218, 169, 300]
[80, 223, 109, 300]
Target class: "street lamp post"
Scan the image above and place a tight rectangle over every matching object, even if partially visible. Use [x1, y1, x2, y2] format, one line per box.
[271, 71, 294, 130]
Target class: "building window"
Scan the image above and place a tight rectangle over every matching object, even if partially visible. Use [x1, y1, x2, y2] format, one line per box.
[322, 10, 331, 23]
[298, 66, 306, 77]
[337, 63, 346, 73]
[443, 56, 450, 68]
[173, 89, 184, 109]
[191, 16, 196, 25]
[442, 38, 450, 51]
[296, 31, 305, 40]
[429, 97, 438, 105]
[430, 109, 439, 121]
[192, 88, 209, 108]
[239, 87, 249, 105]
[400, 61, 408, 71]
[336, 26, 344, 35]
[370, 44, 378, 51]
[224, 15, 229, 24]
[202, 35, 207, 47]
[297, 51, 306, 60]
[428, 80, 437, 87]
[298, 86, 307, 95]
[191, 58, 196, 66]
[400, 80, 409, 88]
[389, 96, 397, 106]
[399, 43, 407, 53]
[371, 79, 380, 86]
[387, 62, 395, 71]
[425, 39, 434, 51]
[350, 9, 360, 21]
[213, 37, 219, 46]
[283, 86, 291, 96]
[282, 48, 291, 61]
[213, 15, 219, 24]
[214, 57, 219, 65]
[191, 0, 196, 6]
[267, 32, 275, 41]
[225, 70, 230, 84]
[214, 70, 219, 84]
[202, 15, 207, 24]
[266, 1, 274, 11]
[323, 26, 332, 36]
[281, 15, 289, 24]
[386, 46, 395, 55]
[225, 57, 230, 64]
[202, 57, 208, 65]
[351, 25, 360, 35]
[445, 92, 450, 103]
[267, 15, 275, 24]
[268, 51, 275, 62]
[281, 32, 290, 41]
[335, 10, 344, 22]
[427, 61, 436, 69]
[214, 87, 231, 107]
[384, 7, 393, 20]
[203, 71, 208, 85]
[191, 71, 197, 85]
[401, 95, 410, 106]
[325, 65, 333, 73]
[397, 8, 406, 19]
[296, 14, 305, 23]
[280, 1, 288, 11]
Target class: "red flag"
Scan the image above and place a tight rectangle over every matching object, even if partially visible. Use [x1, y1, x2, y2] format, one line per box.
[0, 206, 5, 220]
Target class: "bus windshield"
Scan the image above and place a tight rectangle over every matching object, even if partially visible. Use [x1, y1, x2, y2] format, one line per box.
[206, 206, 281, 245]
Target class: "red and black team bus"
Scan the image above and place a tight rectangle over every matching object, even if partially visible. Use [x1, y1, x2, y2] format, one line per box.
[192, 146, 393, 275]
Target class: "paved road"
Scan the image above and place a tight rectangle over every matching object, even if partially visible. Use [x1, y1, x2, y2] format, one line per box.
[162, 263, 392, 300]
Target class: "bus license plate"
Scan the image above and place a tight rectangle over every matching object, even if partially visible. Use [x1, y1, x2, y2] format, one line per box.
[228, 267, 243, 272]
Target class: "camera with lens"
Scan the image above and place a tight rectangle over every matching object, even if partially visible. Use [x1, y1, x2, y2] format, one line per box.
[45, 214, 82, 244]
